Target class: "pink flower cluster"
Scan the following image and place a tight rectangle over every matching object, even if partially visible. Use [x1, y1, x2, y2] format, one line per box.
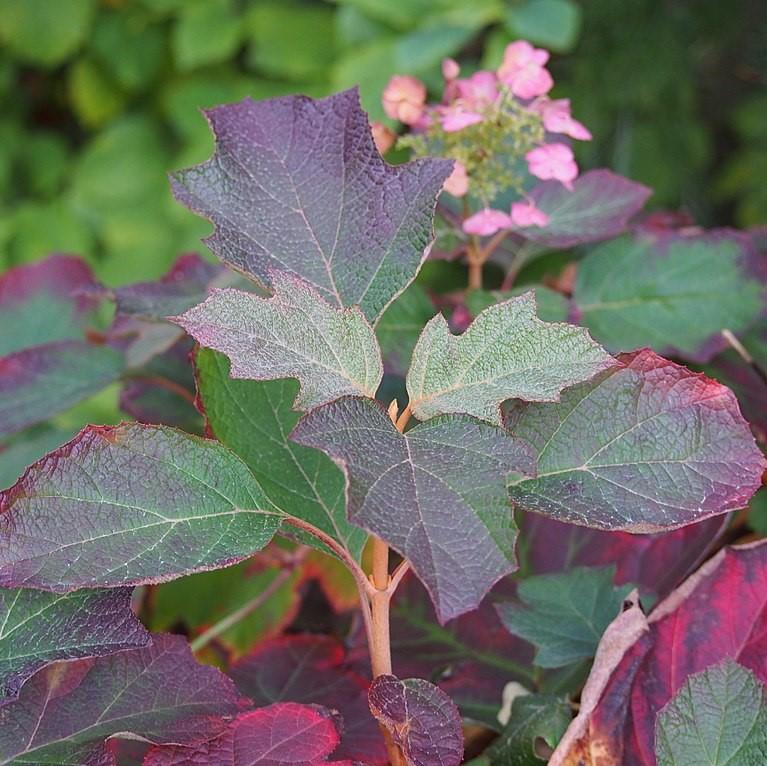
[378, 40, 593, 236]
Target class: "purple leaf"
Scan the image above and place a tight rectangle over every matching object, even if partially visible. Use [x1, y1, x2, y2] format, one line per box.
[0, 633, 245, 765]
[114, 254, 228, 321]
[368, 675, 463, 766]
[230, 634, 386, 763]
[0, 341, 125, 439]
[171, 89, 452, 322]
[506, 349, 766, 531]
[292, 397, 536, 623]
[175, 272, 383, 411]
[0, 254, 102, 356]
[143, 704, 352, 766]
[0, 423, 282, 592]
[0, 587, 149, 704]
[519, 170, 652, 249]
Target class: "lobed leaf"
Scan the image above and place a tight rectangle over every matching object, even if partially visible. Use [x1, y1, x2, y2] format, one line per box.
[144, 703, 351, 766]
[496, 566, 634, 668]
[292, 397, 536, 623]
[230, 634, 386, 762]
[549, 541, 767, 765]
[0, 587, 149, 704]
[368, 675, 464, 766]
[177, 272, 383, 411]
[171, 88, 453, 323]
[506, 349, 766, 532]
[573, 231, 765, 363]
[195, 348, 365, 558]
[406, 292, 613, 424]
[520, 170, 652, 249]
[465, 287, 569, 324]
[0, 423, 283, 592]
[655, 660, 767, 766]
[0, 341, 125, 439]
[0, 633, 245, 765]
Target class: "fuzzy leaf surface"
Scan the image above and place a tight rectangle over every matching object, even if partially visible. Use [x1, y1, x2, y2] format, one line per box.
[0, 587, 149, 704]
[550, 542, 767, 766]
[143, 704, 350, 766]
[506, 349, 766, 531]
[466, 287, 569, 324]
[171, 88, 452, 322]
[0, 423, 282, 591]
[574, 232, 765, 363]
[177, 273, 383, 411]
[407, 292, 612, 424]
[0, 633, 244, 765]
[292, 397, 536, 622]
[520, 170, 651, 249]
[655, 660, 767, 766]
[369, 675, 463, 766]
[230, 634, 386, 762]
[0, 341, 125, 439]
[496, 566, 634, 668]
[195, 349, 365, 558]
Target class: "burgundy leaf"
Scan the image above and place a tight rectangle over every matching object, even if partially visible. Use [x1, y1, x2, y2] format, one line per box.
[230, 634, 386, 763]
[0, 633, 246, 765]
[550, 541, 767, 766]
[0, 586, 149, 705]
[0, 340, 125, 439]
[143, 704, 352, 766]
[171, 89, 452, 322]
[520, 170, 651, 249]
[506, 349, 766, 531]
[114, 254, 229, 321]
[368, 675, 463, 766]
[292, 397, 536, 623]
[521, 512, 726, 598]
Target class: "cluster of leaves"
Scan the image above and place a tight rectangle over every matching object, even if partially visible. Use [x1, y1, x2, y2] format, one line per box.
[0, 65, 766, 766]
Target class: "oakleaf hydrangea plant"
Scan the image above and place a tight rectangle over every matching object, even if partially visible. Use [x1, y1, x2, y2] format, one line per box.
[0, 41, 765, 766]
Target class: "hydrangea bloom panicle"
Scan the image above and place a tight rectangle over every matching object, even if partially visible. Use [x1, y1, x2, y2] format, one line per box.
[510, 200, 549, 227]
[463, 208, 513, 236]
[525, 143, 578, 189]
[382, 75, 427, 125]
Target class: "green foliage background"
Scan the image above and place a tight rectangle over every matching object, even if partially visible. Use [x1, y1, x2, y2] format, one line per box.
[0, 0, 764, 284]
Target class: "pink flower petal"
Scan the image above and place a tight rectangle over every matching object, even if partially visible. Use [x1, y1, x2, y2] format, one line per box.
[526, 142, 578, 188]
[443, 161, 469, 197]
[442, 58, 460, 81]
[463, 208, 513, 236]
[510, 200, 549, 227]
[441, 107, 484, 132]
[382, 75, 427, 125]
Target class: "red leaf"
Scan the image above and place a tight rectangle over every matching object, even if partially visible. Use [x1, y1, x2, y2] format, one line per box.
[143, 704, 352, 766]
[368, 675, 463, 766]
[549, 541, 767, 765]
[230, 635, 387, 764]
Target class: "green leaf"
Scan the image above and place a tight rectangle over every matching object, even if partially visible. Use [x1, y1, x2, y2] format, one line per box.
[0, 0, 96, 66]
[574, 233, 764, 363]
[245, 0, 336, 82]
[655, 660, 767, 766]
[172, 0, 242, 70]
[0, 587, 149, 703]
[506, 0, 582, 53]
[496, 566, 634, 668]
[194, 349, 365, 558]
[292, 397, 536, 622]
[177, 273, 384, 411]
[486, 694, 571, 765]
[68, 56, 126, 128]
[376, 282, 435, 375]
[0, 423, 283, 591]
[466, 287, 569, 324]
[0, 426, 76, 491]
[506, 349, 766, 532]
[406, 292, 613, 425]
